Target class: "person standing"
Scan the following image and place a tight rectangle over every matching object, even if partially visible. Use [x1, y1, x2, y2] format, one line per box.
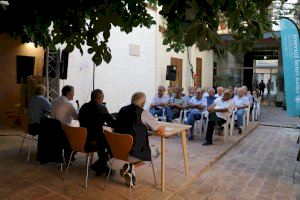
[258, 80, 266, 97]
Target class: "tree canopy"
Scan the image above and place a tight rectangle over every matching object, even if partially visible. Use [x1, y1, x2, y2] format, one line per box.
[0, 0, 275, 66]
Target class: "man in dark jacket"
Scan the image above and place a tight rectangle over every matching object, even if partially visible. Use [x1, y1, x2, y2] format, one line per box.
[78, 89, 115, 176]
[114, 92, 165, 188]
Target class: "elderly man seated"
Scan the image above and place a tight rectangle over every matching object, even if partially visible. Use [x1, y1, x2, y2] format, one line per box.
[203, 90, 234, 146]
[164, 87, 187, 122]
[233, 88, 250, 134]
[149, 86, 169, 117]
[214, 87, 224, 99]
[114, 92, 165, 188]
[183, 86, 195, 105]
[206, 88, 217, 106]
[185, 88, 207, 140]
[79, 89, 115, 176]
[28, 84, 51, 135]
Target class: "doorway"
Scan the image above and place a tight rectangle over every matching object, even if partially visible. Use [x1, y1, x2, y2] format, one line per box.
[170, 57, 182, 87]
[253, 67, 281, 106]
[196, 58, 202, 87]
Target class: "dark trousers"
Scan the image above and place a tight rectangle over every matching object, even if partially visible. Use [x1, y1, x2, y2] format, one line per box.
[87, 135, 112, 173]
[205, 113, 226, 144]
[28, 123, 40, 136]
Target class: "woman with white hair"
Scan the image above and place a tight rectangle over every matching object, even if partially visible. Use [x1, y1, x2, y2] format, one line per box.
[114, 92, 165, 188]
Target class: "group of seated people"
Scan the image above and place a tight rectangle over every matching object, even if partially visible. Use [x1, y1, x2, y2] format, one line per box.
[27, 83, 259, 188]
[148, 85, 259, 145]
[27, 84, 165, 188]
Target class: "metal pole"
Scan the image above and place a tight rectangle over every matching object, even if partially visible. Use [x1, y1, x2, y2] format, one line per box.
[45, 47, 49, 100]
[93, 63, 95, 90]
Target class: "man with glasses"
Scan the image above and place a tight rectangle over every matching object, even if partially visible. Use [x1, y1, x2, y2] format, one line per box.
[186, 88, 207, 140]
[149, 86, 169, 117]
[203, 90, 234, 146]
[165, 87, 186, 122]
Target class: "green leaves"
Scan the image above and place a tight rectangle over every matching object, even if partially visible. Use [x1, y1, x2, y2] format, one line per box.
[1, 0, 155, 66]
[159, 0, 273, 54]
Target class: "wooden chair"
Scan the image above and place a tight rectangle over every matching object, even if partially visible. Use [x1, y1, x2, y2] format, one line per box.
[104, 130, 157, 199]
[63, 125, 96, 189]
[19, 113, 36, 162]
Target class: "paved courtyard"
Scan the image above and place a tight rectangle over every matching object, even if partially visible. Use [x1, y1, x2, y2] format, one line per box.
[0, 106, 299, 199]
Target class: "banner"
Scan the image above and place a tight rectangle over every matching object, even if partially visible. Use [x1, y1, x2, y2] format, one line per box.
[280, 18, 300, 117]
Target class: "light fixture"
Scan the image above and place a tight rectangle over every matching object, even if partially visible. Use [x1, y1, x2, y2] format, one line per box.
[264, 56, 267, 60]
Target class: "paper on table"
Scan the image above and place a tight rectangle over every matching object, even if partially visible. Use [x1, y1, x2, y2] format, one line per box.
[165, 127, 173, 131]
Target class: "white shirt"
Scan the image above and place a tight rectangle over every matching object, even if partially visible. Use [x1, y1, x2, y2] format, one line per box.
[203, 92, 209, 98]
[214, 93, 224, 98]
[189, 96, 207, 109]
[233, 96, 249, 107]
[151, 94, 169, 109]
[141, 110, 161, 131]
[246, 94, 253, 105]
[213, 98, 235, 120]
[51, 96, 78, 125]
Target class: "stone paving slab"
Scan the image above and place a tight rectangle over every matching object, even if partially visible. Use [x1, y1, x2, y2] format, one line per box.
[170, 126, 300, 200]
[259, 106, 299, 128]
[0, 122, 258, 200]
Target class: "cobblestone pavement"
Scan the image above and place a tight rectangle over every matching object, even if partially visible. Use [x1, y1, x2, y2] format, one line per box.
[0, 121, 257, 200]
[259, 106, 299, 128]
[171, 125, 300, 200]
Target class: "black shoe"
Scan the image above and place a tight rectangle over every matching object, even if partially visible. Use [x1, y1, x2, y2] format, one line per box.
[238, 126, 243, 134]
[202, 141, 212, 146]
[94, 167, 110, 176]
[120, 163, 131, 177]
[188, 135, 194, 141]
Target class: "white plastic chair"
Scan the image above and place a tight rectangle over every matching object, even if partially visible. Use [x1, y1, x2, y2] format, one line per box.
[245, 105, 250, 126]
[170, 109, 184, 124]
[193, 111, 208, 140]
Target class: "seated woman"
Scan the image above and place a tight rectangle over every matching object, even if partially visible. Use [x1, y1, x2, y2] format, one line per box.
[114, 92, 165, 188]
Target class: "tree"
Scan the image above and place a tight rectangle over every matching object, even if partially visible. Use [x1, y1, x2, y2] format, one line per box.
[0, 0, 155, 65]
[0, 0, 275, 66]
[159, 0, 274, 53]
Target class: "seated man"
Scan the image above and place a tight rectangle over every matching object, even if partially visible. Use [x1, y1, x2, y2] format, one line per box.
[206, 88, 217, 106]
[186, 88, 207, 140]
[78, 89, 115, 176]
[167, 86, 174, 98]
[183, 86, 195, 105]
[214, 87, 224, 99]
[203, 90, 234, 146]
[233, 88, 249, 134]
[149, 86, 169, 117]
[28, 84, 51, 135]
[51, 85, 78, 125]
[165, 87, 186, 122]
[114, 92, 165, 188]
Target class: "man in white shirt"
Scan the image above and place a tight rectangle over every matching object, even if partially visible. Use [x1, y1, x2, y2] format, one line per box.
[149, 86, 169, 117]
[214, 87, 224, 99]
[203, 90, 234, 146]
[186, 88, 207, 140]
[51, 85, 78, 125]
[232, 88, 249, 133]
